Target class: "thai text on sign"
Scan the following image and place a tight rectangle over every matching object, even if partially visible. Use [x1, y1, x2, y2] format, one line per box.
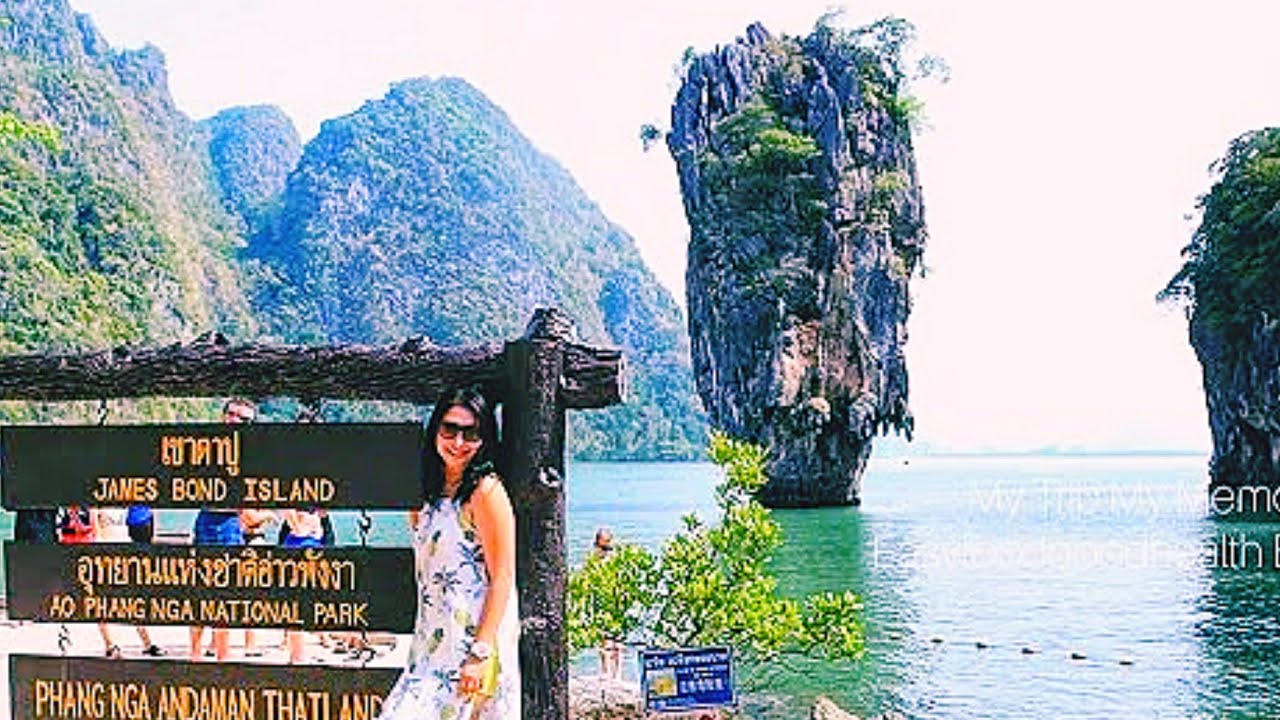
[0, 423, 425, 509]
[4, 544, 415, 631]
[640, 646, 736, 713]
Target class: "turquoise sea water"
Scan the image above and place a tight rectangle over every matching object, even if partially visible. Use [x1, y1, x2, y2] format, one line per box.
[563, 456, 1277, 720]
[5, 455, 1277, 719]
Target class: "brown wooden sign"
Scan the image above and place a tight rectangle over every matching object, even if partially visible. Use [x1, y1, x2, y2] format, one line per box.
[10, 654, 399, 720]
[4, 543, 416, 631]
[0, 423, 426, 509]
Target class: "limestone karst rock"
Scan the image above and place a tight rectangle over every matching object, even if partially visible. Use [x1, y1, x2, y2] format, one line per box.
[244, 77, 705, 458]
[1, 2, 704, 458]
[0, 0, 254, 351]
[202, 105, 302, 238]
[1164, 128, 1280, 497]
[668, 20, 927, 506]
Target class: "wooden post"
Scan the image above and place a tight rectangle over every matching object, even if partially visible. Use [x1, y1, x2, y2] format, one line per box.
[503, 308, 573, 720]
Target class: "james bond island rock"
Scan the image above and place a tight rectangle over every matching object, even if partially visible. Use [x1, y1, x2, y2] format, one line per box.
[1163, 128, 1280, 497]
[668, 20, 927, 507]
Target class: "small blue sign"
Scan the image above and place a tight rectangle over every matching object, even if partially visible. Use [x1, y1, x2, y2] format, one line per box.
[640, 646, 735, 713]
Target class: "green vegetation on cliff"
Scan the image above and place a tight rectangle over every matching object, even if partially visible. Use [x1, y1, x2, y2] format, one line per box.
[668, 17, 934, 504]
[246, 77, 704, 458]
[202, 105, 301, 238]
[1162, 128, 1280, 340]
[0, 2, 253, 357]
[1, 4, 704, 458]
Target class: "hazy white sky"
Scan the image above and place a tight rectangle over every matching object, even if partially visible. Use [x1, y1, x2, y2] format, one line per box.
[65, 0, 1280, 453]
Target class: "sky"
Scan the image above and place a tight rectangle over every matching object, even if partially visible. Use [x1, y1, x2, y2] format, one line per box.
[64, 0, 1280, 454]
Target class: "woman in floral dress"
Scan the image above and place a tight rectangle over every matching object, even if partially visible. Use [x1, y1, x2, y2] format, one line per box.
[379, 386, 520, 720]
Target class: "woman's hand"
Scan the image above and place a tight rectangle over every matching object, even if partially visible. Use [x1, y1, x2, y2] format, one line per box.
[457, 656, 492, 698]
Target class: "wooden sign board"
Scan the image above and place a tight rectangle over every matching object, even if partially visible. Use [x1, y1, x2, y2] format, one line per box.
[0, 423, 425, 509]
[10, 654, 399, 720]
[4, 543, 416, 631]
[640, 646, 736, 714]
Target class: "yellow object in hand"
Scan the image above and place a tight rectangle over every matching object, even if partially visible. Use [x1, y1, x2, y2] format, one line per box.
[478, 654, 500, 698]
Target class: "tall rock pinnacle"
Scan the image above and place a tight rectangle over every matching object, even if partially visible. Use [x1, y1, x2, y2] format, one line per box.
[1163, 128, 1280, 499]
[668, 20, 928, 507]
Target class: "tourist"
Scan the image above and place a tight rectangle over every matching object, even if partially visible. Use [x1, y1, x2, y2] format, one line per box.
[279, 506, 326, 663]
[125, 504, 154, 544]
[13, 507, 57, 544]
[57, 506, 163, 657]
[593, 527, 615, 558]
[592, 527, 623, 680]
[94, 506, 164, 658]
[378, 386, 519, 719]
[190, 397, 259, 661]
[242, 507, 276, 546]
[56, 505, 94, 544]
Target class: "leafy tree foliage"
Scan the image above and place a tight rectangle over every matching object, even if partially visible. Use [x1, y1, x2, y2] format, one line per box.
[0, 110, 60, 151]
[568, 433, 864, 681]
[1161, 128, 1280, 341]
[0, 13, 254, 360]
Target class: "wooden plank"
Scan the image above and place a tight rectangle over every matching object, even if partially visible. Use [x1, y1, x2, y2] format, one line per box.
[1, 423, 424, 509]
[10, 654, 399, 720]
[4, 543, 416, 631]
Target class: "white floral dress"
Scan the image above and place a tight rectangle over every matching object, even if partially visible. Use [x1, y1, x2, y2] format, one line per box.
[378, 495, 521, 720]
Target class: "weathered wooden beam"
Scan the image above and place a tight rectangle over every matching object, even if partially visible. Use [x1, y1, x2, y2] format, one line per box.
[562, 342, 626, 409]
[0, 333, 505, 404]
[0, 323, 624, 408]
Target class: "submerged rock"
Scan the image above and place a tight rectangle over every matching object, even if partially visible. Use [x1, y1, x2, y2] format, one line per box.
[668, 21, 927, 506]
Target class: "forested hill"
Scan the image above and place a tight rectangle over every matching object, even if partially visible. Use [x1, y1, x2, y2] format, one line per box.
[201, 105, 301, 241]
[0, 0, 253, 355]
[0, 1, 705, 458]
[240, 77, 704, 459]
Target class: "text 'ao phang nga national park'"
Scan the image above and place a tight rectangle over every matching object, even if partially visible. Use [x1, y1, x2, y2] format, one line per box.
[4, 1, 1280, 719]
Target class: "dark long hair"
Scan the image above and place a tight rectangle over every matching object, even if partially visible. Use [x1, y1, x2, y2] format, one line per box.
[422, 385, 501, 506]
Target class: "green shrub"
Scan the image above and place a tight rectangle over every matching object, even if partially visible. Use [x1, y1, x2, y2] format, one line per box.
[567, 432, 865, 671]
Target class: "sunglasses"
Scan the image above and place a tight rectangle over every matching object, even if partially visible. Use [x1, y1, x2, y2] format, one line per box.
[438, 420, 481, 443]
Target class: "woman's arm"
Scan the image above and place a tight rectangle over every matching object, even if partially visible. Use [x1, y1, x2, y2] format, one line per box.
[240, 508, 277, 534]
[468, 474, 517, 649]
